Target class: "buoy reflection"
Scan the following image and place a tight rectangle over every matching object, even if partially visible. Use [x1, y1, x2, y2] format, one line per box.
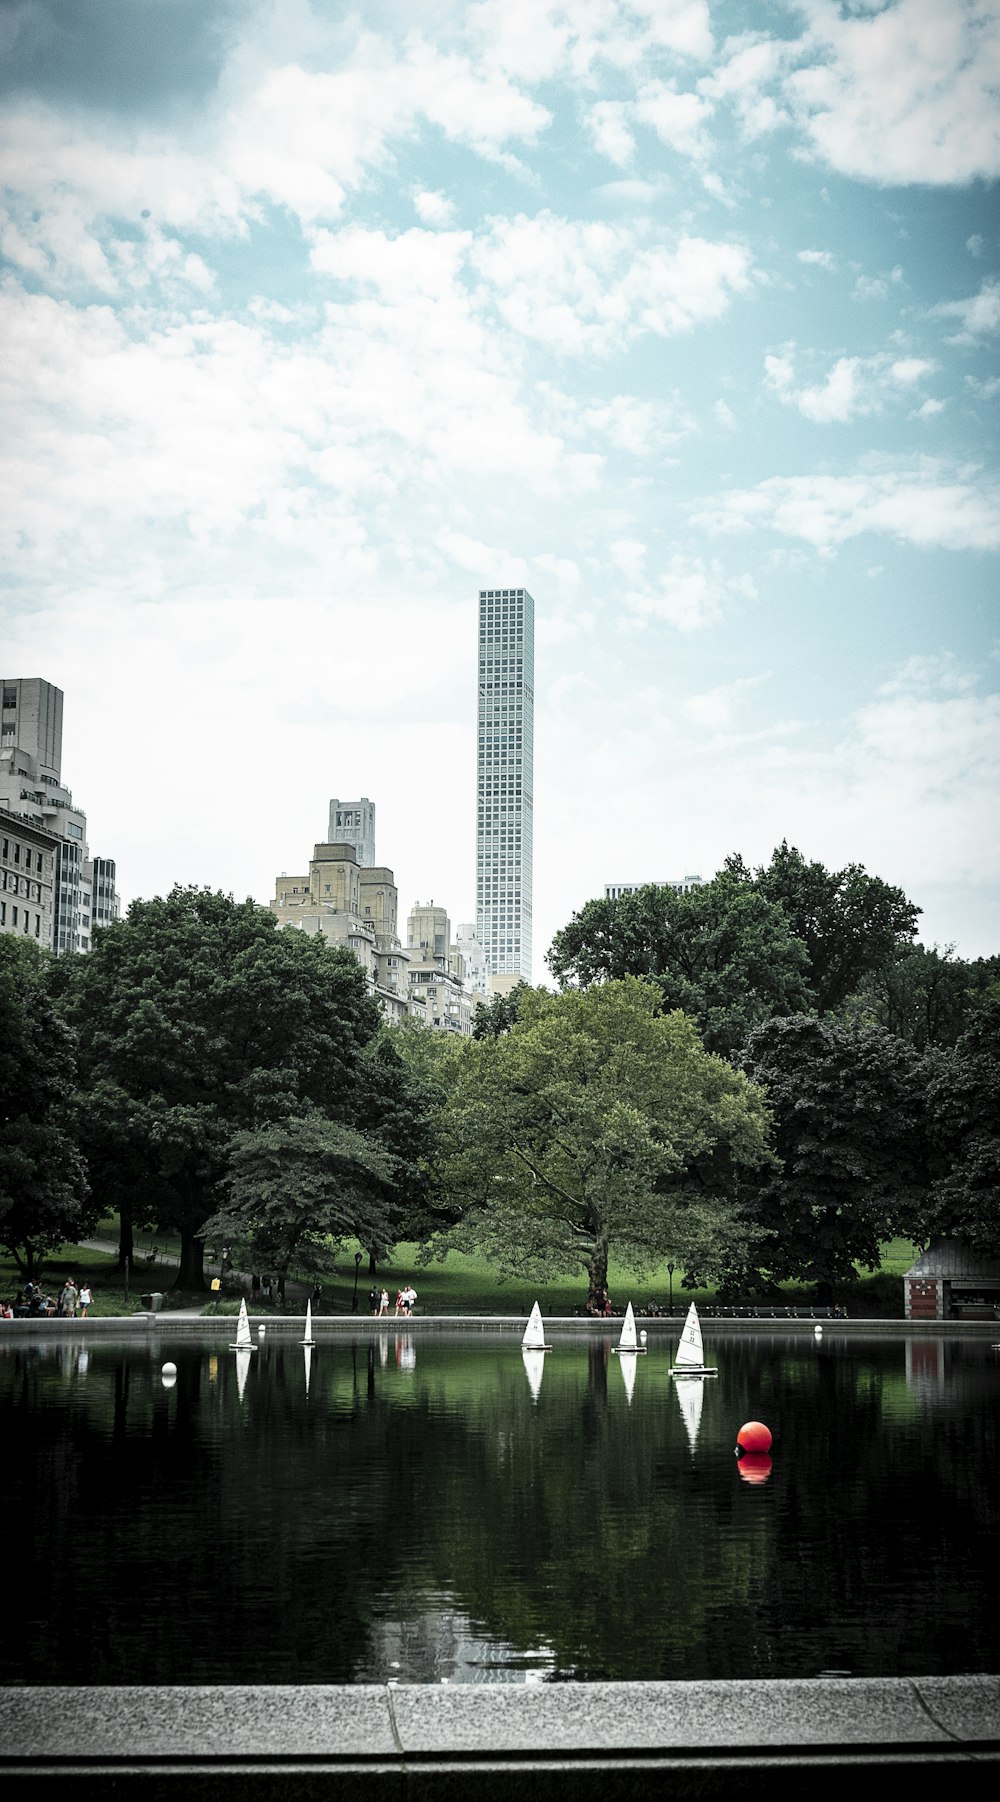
[737, 1452, 772, 1485]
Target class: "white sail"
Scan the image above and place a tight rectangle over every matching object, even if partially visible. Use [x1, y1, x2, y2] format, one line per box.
[303, 1342, 312, 1398]
[674, 1370, 704, 1450]
[229, 1296, 256, 1351]
[522, 1301, 551, 1351]
[616, 1302, 638, 1352]
[301, 1298, 315, 1346]
[235, 1347, 252, 1401]
[675, 1302, 704, 1367]
[669, 1302, 717, 1378]
[522, 1347, 545, 1402]
[618, 1350, 637, 1405]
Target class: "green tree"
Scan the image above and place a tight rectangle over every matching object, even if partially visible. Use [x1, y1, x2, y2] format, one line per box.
[844, 943, 1000, 1051]
[471, 981, 528, 1039]
[0, 938, 93, 1278]
[203, 1113, 397, 1300]
[61, 888, 384, 1289]
[547, 874, 811, 1058]
[432, 978, 772, 1310]
[916, 990, 1000, 1257]
[738, 1016, 927, 1292]
[743, 841, 921, 1013]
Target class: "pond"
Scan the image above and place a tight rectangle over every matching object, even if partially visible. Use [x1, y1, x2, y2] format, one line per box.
[4, 1330, 998, 1687]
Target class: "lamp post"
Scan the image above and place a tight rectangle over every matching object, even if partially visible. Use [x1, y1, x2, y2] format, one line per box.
[352, 1250, 362, 1313]
[667, 1262, 676, 1313]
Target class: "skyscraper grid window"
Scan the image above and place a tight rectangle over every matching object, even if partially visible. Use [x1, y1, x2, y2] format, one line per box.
[475, 586, 533, 983]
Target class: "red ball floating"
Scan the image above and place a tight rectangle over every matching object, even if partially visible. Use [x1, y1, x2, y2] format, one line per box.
[736, 1420, 772, 1454]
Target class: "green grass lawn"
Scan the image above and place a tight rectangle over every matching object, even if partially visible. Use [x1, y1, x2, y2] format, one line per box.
[0, 1231, 921, 1318]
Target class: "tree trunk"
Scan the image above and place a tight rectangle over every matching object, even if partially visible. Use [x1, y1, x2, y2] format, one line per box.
[585, 1227, 610, 1314]
[175, 1223, 206, 1291]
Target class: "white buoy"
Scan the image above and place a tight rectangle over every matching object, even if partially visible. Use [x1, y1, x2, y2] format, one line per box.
[161, 1362, 177, 1376]
[639, 1329, 648, 1344]
[814, 1324, 823, 1337]
[257, 1325, 266, 1338]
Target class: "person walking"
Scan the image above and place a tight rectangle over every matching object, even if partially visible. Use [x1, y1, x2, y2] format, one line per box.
[378, 1287, 390, 1316]
[79, 1283, 93, 1317]
[60, 1278, 80, 1318]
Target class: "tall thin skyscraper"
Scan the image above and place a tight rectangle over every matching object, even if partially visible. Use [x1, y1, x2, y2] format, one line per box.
[476, 586, 534, 987]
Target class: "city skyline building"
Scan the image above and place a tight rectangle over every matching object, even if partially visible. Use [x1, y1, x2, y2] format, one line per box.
[476, 586, 534, 990]
[327, 797, 375, 867]
[604, 875, 705, 900]
[0, 676, 118, 952]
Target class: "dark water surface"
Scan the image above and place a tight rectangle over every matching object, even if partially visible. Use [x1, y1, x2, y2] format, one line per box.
[4, 1331, 998, 1686]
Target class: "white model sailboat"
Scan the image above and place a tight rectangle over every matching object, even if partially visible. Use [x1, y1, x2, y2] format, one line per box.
[611, 1301, 646, 1355]
[229, 1296, 257, 1353]
[301, 1298, 315, 1347]
[617, 1348, 638, 1405]
[522, 1301, 552, 1352]
[667, 1302, 717, 1379]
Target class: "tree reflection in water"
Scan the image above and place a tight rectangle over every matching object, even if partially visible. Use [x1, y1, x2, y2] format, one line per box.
[1, 1332, 997, 1686]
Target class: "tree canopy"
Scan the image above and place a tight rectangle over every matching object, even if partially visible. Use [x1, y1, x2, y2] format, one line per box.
[916, 990, 1000, 1258]
[738, 1016, 928, 1291]
[731, 841, 921, 1014]
[547, 873, 812, 1058]
[430, 978, 773, 1309]
[0, 938, 93, 1279]
[58, 887, 405, 1287]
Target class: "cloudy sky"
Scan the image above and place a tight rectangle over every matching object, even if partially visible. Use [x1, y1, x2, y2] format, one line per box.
[1, 0, 998, 969]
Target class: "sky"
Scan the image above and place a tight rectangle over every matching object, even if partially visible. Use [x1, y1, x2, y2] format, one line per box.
[1, 0, 998, 971]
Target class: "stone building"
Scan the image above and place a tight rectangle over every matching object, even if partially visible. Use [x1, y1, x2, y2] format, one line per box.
[0, 809, 58, 948]
[271, 842, 413, 1025]
[0, 677, 119, 953]
[406, 901, 473, 1035]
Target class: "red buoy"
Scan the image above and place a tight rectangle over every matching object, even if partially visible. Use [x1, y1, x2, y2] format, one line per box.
[736, 1420, 772, 1454]
[737, 1452, 772, 1485]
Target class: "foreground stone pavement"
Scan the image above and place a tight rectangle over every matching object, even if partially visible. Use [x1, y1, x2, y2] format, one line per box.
[1, 1676, 998, 1799]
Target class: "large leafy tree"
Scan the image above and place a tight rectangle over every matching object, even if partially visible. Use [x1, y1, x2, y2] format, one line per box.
[432, 978, 772, 1310]
[60, 888, 385, 1289]
[0, 938, 93, 1278]
[546, 874, 811, 1058]
[203, 1114, 397, 1300]
[738, 1016, 928, 1292]
[915, 990, 1000, 1257]
[740, 841, 921, 1014]
[845, 943, 1000, 1052]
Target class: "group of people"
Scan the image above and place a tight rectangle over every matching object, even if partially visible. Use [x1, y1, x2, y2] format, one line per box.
[4, 1278, 93, 1320]
[368, 1284, 417, 1317]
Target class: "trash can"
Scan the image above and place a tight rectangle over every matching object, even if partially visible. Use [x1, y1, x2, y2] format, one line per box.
[140, 1293, 153, 1309]
[150, 1292, 164, 1313]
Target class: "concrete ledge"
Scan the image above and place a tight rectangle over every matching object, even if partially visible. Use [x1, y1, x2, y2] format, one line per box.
[2, 1313, 998, 1338]
[1, 1677, 997, 1799]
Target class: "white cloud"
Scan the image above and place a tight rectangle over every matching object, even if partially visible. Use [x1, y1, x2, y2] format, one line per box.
[797, 248, 836, 269]
[932, 278, 1000, 342]
[685, 673, 767, 729]
[967, 233, 985, 257]
[622, 554, 749, 631]
[764, 346, 935, 423]
[784, 0, 1000, 186]
[714, 398, 737, 429]
[697, 464, 1000, 552]
[414, 189, 456, 227]
[471, 215, 753, 353]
